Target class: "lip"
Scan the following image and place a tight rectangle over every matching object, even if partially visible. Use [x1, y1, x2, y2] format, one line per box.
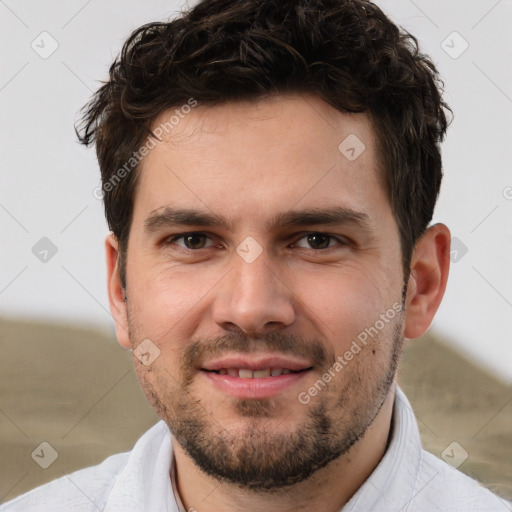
[201, 354, 312, 372]
[202, 370, 310, 399]
[200, 353, 313, 399]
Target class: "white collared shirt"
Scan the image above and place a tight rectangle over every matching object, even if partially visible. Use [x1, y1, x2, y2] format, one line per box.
[1, 388, 509, 512]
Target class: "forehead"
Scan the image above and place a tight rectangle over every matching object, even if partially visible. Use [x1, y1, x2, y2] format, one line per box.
[133, 94, 388, 229]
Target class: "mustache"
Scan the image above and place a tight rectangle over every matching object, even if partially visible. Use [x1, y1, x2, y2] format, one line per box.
[181, 331, 331, 372]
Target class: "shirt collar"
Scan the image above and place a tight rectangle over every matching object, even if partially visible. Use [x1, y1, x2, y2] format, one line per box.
[343, 387, 422, 511]
[103, 421, 177, 512]
[168, 387, 423, 511]
[105, 387, 421, 512]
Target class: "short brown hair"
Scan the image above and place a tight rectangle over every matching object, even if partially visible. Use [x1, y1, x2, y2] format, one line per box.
[76, 0, 451, 286]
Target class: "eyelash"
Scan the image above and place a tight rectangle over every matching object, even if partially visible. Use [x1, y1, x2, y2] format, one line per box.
[164, 232, 350, 252]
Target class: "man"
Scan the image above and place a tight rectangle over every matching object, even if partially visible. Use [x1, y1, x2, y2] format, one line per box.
[2, 0, 509, 511]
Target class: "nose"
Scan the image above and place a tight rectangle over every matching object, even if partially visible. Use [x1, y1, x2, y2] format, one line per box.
[211, 250, 296, 336]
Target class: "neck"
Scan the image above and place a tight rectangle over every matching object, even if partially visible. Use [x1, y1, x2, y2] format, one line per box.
[172, 385, 396, 512]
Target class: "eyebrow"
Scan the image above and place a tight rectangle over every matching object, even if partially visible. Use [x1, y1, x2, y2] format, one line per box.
[144, 206, 371, 233]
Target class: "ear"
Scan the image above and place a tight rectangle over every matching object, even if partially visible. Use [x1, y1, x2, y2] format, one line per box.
[105, 234, 131, 349]
[404, 223, 450, 339]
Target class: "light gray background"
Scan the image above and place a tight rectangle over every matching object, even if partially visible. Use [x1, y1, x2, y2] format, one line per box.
[1, 0, 511, 381]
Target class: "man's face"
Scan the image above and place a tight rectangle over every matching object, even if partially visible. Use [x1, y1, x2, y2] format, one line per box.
[117, 95, 407, 489]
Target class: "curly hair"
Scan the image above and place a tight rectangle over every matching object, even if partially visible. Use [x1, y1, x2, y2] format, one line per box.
[76, 0, 451, 285]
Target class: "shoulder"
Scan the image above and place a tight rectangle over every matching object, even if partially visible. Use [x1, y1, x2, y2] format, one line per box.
[0, 451, 129, 512]
[412, 449, 511, 512]
[0, 421, 170, 512]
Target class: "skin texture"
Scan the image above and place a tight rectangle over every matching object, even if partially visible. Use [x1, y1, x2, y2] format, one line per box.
[105, 94, 450, 512]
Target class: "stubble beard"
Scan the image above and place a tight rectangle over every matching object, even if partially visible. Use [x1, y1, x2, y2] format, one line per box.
[128, 312, 405, 492]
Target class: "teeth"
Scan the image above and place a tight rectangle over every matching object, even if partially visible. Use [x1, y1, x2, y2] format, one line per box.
[253, 368, 271, 378]
[215, 368, 299, 378]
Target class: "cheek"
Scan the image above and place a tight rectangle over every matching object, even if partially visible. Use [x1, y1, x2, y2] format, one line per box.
[132, 356, 182, 421]
[295, 267, 392, 352]
[127, 261, 221, 342]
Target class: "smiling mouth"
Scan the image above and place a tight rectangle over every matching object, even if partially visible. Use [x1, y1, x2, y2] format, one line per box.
[201, 360, 313, 398]
[203, 367, 312, 378]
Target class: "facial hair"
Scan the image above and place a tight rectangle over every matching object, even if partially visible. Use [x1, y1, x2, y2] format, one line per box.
[128, 308, 405, 492]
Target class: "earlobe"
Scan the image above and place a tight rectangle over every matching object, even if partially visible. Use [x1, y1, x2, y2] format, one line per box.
[404, 224, 451, 339]
[105, 234, 131, 349]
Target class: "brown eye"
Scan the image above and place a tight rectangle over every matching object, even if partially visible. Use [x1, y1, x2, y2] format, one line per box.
[292, 232, 348, 251]
[306, 233, 331, 249]
[182, 233, 207, 249]
[169, 233, 213, 249]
